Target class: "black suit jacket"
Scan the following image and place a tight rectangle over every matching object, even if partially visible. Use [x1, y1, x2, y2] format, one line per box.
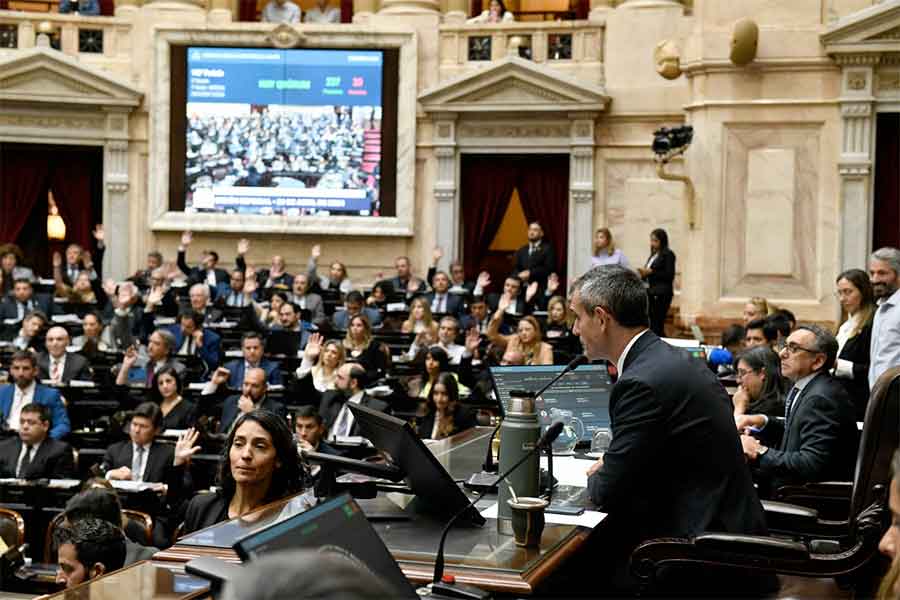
[218, 395, 287, 433]
[177, 250, 229, 291]
[0, 294, 54, 321]
[422, 292, 464, 317]
[756, 372, 859, 491]
[0, 437, 75, 479]
[588, 332, 767, 554]
[513, 242, 556, 285]
[101, 440, 176, 484]
[318, 392, 390, 437]
[182, 491, 229, 536]
[643, 248, 676, 296]
[838, 319, 873, 421]
[37, 352, 93, 383]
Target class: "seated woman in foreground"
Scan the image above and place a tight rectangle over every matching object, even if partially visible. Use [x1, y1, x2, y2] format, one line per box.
[487, 296, 553, 366]
[416, 372, 477, 440]
[180, 410, 303, 535]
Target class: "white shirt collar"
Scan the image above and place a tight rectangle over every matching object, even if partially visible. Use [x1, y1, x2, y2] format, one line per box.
[790, 371, 818, 394]
[348, 390, 364, 404]
[879, 287, 900, 308]
[15, 381, 36, 398]
[616, 329, 650, 377]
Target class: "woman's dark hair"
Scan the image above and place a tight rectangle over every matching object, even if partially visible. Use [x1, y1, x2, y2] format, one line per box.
[650, 228, 669, 250]
[271, 291, 289, 305]
[153, 365, 183, 402]
[217, 409, 303, 504]
[423, 346, 451, 377]
[734, 345, 789, 402]
[426, 372, 459, 415]
[836, 268, 876, 335]
[492, 0, 507, 14]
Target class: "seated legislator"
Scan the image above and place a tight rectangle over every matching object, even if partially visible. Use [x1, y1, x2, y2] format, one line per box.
[114, 329, 185, 387]
[153, 366, 197, 431]
[407, 316, 470, 365]
[341, 314, 391, 379]
[381, 255, 427, 297]
[486, 276, 530, 317]
[287, 273, 325, 325]
[176, 231, 229, 292]
[127, 250, 164, 291]
[427, 247, 478, 296]
[401, 297, 439, 340]
[0, 245, 35, 293]
[423, 270, 464, 317]
[64, 489, 157, 566]
[262, 0, 301, 22]
[215, 269, 255, 308]
[101, 402, 197, 485]
[462, 296, 491, 335]
[71, 311, 111, 353]
[544, 294, 575, 339]
[416, 373, 477, 440]
[731, 345, 788, 419]
[0, 351, 71, 439]
[184, 283, 224, 325]
[332, 291, 382, 330]
[737, 325, 859, 493]
[0, 403, 75, 479]
[54, 519, 126, 590]
[181, 410, 303, 535]
[167, 310, 222, 371]
[304, 0, 340, 22]
[0, 278, 54, 323]
[294, 406, 339, 456]
[296, 333, 345, 393]
[220, 331, 283, 389]
[744, 317, 777, 350]
[487, 300, 552, 366]
[319, 364, 390, 440]
[570, 265, 768, 593]
[9, 310, 48, 351]
[218, 368, 287, 434]
[104, 281, 146, 348]
[257, 254, 294, 292]
[270, 301, 310, 351]
[307, 244, 353, 295]
[408, 346, 472, 399]
[37, 326, 93, 384]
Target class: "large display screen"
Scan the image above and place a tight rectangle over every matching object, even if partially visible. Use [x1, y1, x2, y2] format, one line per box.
[182, 47, 386, 217]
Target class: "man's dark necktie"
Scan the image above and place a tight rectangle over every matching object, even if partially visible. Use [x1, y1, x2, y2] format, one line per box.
[18, 445, 32, 478]
[784, 386, 800, 422]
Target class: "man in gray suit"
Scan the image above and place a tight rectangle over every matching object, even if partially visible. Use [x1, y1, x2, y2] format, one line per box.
[289, 273, 325, 325]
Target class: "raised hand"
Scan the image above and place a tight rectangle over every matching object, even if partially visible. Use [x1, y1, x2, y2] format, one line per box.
[497, 293, 512, 313]
[477, 271, 491, 290]
[102, 278, 117, 299]
[180, 231, 193, 248]
[211, 366, 230, 387]
[243, 277, 258, 296]
[173, 428, 202, 466]
[406, 277, 421, 294]
[432, 246, 443, 266]
[145, 287, 165, 307]
[547, 272, 560, 295]
[311, 244, 321, 260]
[82, 251, 93, 271]
[52, 252, 63, 269]
[525, 281, 539, 303]
[123, 345, 139, 367]
[465, 327, 481, 353]
[237, 238, 250, 255]
[304, 332, 323, 360]
[93, 223, 105, 244]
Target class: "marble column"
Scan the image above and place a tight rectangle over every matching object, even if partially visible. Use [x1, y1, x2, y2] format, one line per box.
[433, 116, 459, 271]
[568, 115, 597, 279]
[103, 110, 132, 280]
[443, 0, 467, 24]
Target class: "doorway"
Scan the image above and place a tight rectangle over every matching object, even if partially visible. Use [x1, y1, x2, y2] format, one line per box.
[0, 143, 104, 278]
[460, 153, 569, 294]
[874, 113, 900, 251]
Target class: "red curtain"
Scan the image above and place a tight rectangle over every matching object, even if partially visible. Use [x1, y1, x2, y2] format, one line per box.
[874, 113, 900, 251]
[50, 153, 96, 253]
[516, 155, 569, 283]
[0, 148, 49, 245]
[460, 155, 519, 279]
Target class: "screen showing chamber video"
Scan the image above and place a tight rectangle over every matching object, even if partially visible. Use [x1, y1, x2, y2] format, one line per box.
[185, 47, 384, 216]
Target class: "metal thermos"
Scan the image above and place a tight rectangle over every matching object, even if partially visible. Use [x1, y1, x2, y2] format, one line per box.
[497, 391, 541, 534]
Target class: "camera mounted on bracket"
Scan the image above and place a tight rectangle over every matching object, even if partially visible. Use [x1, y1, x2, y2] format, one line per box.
[652, 125, 693, 163]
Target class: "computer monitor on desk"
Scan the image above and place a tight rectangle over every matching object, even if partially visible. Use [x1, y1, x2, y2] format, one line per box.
[349, 403, 486, 526]
[233, 493, 417, 599]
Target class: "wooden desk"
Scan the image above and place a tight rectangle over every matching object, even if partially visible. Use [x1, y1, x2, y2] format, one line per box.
[38, 560, 209, 599]
[154, 427, 591, 595]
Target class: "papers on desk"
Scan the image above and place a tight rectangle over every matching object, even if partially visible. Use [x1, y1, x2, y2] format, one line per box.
[0, 478, 81, 489]
[52, 314, 82, 324]
[37, 278, 55, 286]
[479, 502, 607, 528]
[162, 429, 188, 438]
[540, 455, 595, 488]
[225, 350, 243, 358]
[386, 302, 408, 312]
[110, 480, 165, 493]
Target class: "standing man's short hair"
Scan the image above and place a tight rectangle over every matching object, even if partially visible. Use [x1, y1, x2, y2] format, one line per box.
[570, 265, 649, 328]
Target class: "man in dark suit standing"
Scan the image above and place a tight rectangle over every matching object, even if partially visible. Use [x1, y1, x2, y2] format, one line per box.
[37, 326, 92, 384]
[0, 403, 75, 479]
[737, 325, 859, 493]
[218, 368, 287, 433]
[319, 364, 389, 439]
[513, 222, 556, 290]
[569, 265, 769, 594]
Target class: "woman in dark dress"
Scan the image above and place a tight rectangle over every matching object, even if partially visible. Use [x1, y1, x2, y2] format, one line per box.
[638, 228, 676, 337]
[834, 268, 875, 421]
[180, 410, 303, 535]
[341, 314, 390, 379]
[417, 373, 477, 440]
[731, 345, 789, 419]
[153, 366, 197, 431]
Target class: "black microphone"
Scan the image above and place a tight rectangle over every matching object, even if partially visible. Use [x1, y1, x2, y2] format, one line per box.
[479, 355, 587, 475]
[432, 419, 565, 592]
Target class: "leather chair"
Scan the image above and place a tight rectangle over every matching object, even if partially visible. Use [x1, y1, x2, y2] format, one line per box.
[0, 508, 25, 550]
[43, 512, 66, 563]
[121, 509, 153, 545]
[630, 367, 900, 589]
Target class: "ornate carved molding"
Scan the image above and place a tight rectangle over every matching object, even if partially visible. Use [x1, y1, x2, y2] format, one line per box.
[838, 164, 871, 177]
[841, 102, 872, 116]
[0, 113, 105, 129]
[457, 123, 569, 138]
[871, 25, 900, 41]
[877, 70, 900, 90]
[266, 24, 306, 49]
[847, 70, 868, 90]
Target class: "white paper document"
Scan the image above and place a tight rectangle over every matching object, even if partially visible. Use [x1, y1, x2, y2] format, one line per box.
[540, 455, 595, 488]
[479, 502, 606, 528]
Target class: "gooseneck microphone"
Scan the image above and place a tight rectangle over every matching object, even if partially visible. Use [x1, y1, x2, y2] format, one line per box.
[479, 355, 588, 474]
[432, 421, 565, 591]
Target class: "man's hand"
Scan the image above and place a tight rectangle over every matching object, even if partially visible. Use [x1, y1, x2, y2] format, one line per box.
[82, 251, 93, 271]
[586, 455, 604, 477]
[93, 224, 105, 246]
[464, 328, 481, 354]
[311, 244, 321, 260]
[432, 246, 443, 266]
[525, 281, 539, 303]
[122, 345, 139, 368]
[740, 434, 765, 462]
[497, 293, 512, 313]
[106, 466, 132, 481]
[180, 231, 193, 250]
[637, 267, 650, 278]
[734, 414, 766, 433]
[547, 273, 560, 295]
[174, 428, 202, 466]
[476, 271, 491, 290]
[406, 277, 421, 294]
[238, 394, 255, 414]
[145, 287, 165, 308]
[191, 328, 204, 348]
[210, 366, 230, 388]
[102, 278, 117, 299]
[52, 252, 62, 269]
[518, 269, 530, 282]
[237, 238, 250, 256]
[243, 277, 258, 297]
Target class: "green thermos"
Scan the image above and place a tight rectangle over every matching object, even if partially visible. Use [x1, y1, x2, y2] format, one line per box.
[497, 390, 541, 535]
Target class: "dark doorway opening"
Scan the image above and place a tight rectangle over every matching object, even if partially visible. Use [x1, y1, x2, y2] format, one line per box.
[874, 113, 900, 251]
[0, 143, 104, 278]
